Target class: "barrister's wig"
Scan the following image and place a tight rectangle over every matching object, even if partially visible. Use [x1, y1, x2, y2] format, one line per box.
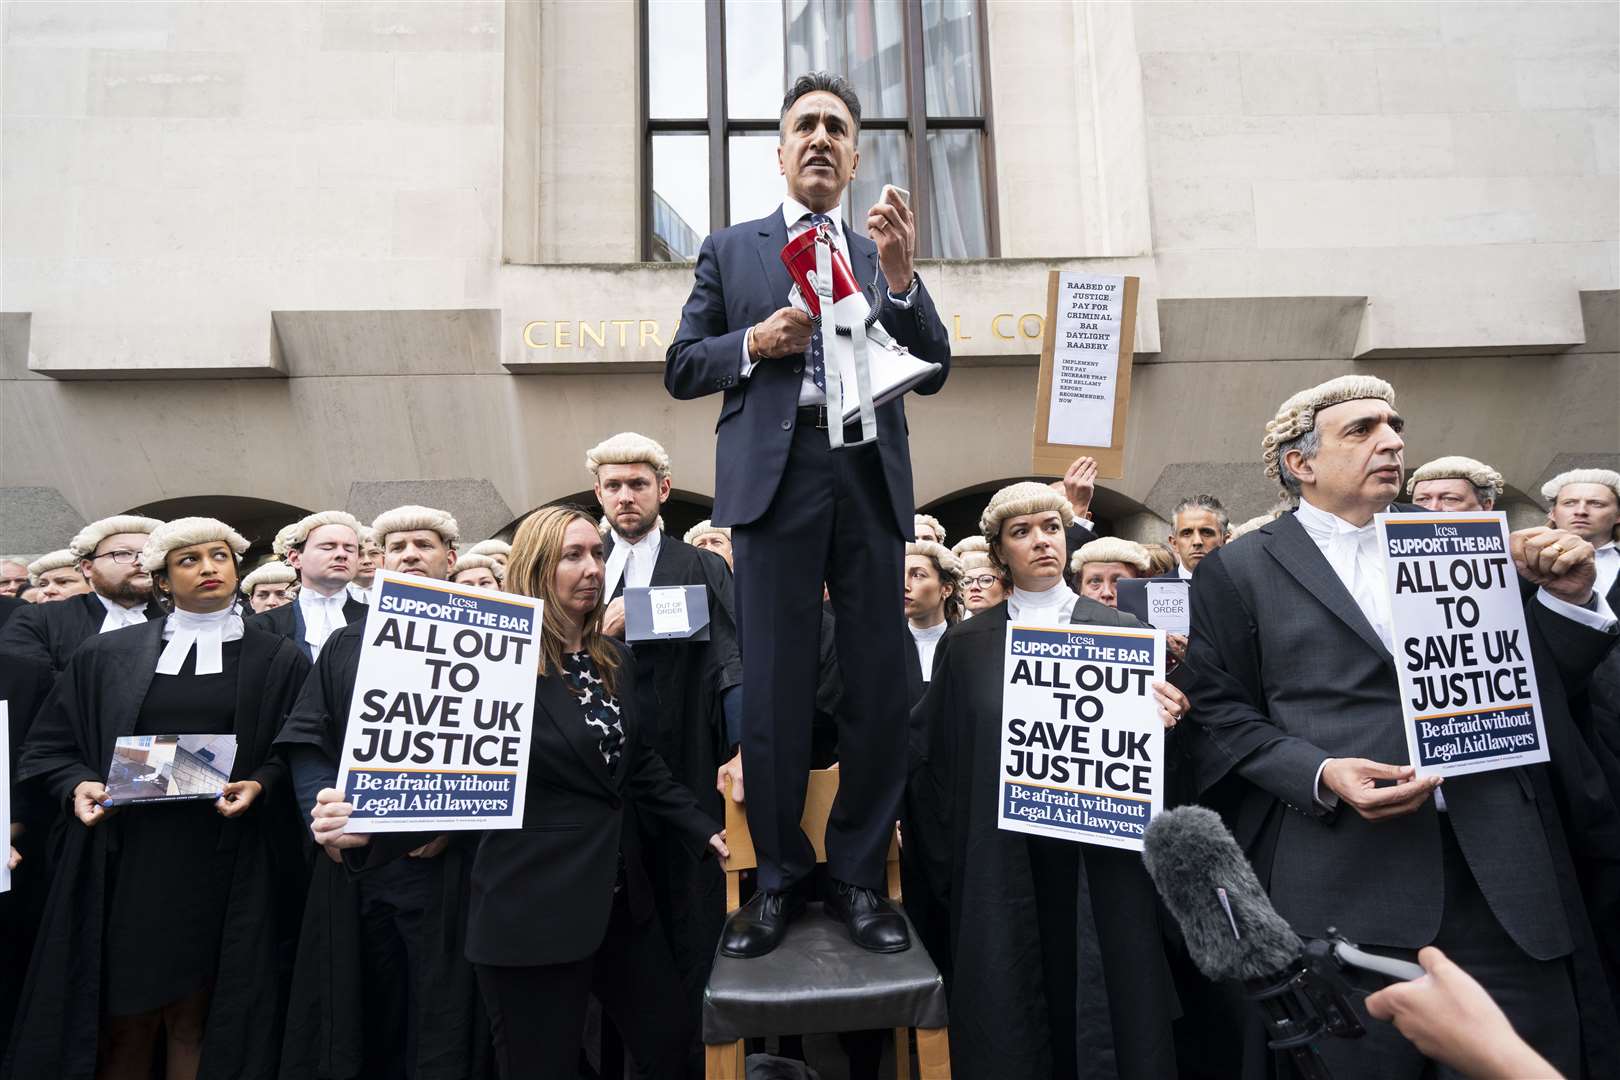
[1540, 468, 1620, 505]
[979, 482, 1074, 541]
[28, 549, 79, 583]
[683, 520, 731, 546]
[466, 539, 512, 558]
[271, 522, 301, 558]
[286, 510, 364, 550]
[598, 515, 611, 536]
[1230, 511, 1282, 540]
[952, 535, 989, 557]
[240, 560, 296, 596]
[450, 554, 504, 583]
[914, 513, 947, 544]
[959, 548, 999, 573]
[1262, 375, 1396, 481]
[585, 431, 672, 480]
[360, 527, 379, 548]
[1069, 537, 1152, 576]
[1406, 456, 1505, 501]
[370, 505, 460, 547]
[139, 518, 250, 574]
[906, 540, 962, 578]
[68, 515, 165, 560]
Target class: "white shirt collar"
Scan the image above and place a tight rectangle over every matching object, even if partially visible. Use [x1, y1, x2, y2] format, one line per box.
[1177, 562, 1194, 580]
[782, 197, 842, 238]
[604, 526, 662, 598]
[1007, 579, 1079, 626]
[95, 591, 149, 632]
[1593, 541, 1618, 597]
[157, 606, 244, 675]
[909, 619, 948, 643]
[299, 586, 347, 609]
[1294, 496, 1381, 540]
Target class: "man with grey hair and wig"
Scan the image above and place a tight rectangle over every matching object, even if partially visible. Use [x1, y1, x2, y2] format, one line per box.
[246, 509, 367, 662]
[1407, 455, 1505, 512]
[1183, 374, 1620, 1077]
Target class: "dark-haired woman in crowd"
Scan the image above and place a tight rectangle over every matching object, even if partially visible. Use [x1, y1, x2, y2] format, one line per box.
[9, 518, 309, 1080]
[312, 505, 725, 1080]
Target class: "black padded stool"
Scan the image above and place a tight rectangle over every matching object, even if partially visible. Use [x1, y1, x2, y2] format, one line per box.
[703, 770, 951, 1079]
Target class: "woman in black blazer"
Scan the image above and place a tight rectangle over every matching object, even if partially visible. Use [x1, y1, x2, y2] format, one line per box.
[315, 504, 725, 1080]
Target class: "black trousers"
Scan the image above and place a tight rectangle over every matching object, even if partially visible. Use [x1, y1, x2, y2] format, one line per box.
[733, 419, 910, 892]
[355, 858, 437, 1080]
[1312, 814, 1579, 1079]
[474, 894, 687, 1080]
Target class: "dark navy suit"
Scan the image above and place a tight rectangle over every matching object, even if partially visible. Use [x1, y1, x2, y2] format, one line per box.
[666, 207, 950, 891]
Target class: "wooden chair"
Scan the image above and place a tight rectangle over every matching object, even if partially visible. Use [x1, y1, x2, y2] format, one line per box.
[702, 769, 950, 1079]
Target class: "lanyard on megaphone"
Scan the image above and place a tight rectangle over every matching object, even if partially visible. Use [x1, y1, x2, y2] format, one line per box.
[813, 224, 878, 449]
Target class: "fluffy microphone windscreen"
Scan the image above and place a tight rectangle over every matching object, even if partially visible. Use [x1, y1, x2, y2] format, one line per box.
[1143, 806, 1303, 981]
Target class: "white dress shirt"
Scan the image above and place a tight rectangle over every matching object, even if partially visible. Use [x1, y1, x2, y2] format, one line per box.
[1007, 580, 1080, 628]
[1177, 562, 1194, 581]
[1595, 541, 1618, 602]
[298, 587, 349, 662]
[605, 526, 661, 601]
[910, 619, 948, 681]
[348, 582, 373, 606]
[157, 606, 244, 676]
[96, 592, 150, 633]
[739, 198, 916, 406]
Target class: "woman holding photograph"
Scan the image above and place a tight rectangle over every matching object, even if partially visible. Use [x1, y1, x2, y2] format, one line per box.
[9, 518, 310, 1080]
[312, 504, 726, 1080]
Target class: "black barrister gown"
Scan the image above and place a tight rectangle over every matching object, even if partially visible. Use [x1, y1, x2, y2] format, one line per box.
[272, 620, 489, 1080]
[608, 536, 743, 1037]
[4, 619, 309, 1080]
[909, 597, 1180, 1080]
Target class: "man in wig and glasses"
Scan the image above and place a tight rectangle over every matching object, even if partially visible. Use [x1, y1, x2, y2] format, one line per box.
[666, 70, 951, 958]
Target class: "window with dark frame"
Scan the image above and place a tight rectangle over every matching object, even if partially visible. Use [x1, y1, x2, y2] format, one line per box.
[642, 0, 996, 263]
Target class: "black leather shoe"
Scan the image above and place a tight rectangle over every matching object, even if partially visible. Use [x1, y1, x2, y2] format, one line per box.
[826, 879, 911, 954]
[719, 888, 806, 958]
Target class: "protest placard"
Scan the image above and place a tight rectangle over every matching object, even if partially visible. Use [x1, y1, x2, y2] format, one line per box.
[1378, 512, 1547, 779]
[336, 571, 543, 832]
[624, 583, 711, 642]
[1032, 271, 1139, 479]
[998, 622, 1165, 852]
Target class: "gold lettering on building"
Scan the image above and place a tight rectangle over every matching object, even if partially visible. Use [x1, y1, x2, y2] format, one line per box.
[522, 314, 1055, 354]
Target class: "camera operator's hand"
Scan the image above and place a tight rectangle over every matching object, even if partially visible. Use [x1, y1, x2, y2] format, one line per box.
[1365, 947, 1561, 1079]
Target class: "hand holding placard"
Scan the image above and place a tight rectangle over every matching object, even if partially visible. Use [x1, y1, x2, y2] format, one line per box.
[1510, 527, 1596, 604]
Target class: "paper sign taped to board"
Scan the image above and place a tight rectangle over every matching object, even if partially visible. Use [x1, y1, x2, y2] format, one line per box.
[336, 571, 543, 832]
[1377, 512, 1548, 779]
[1046, 273, 1126, 447]
[624, 584, 712, 642]
[1146, 581, 1191, 635]
[998, 622, 1165, 852]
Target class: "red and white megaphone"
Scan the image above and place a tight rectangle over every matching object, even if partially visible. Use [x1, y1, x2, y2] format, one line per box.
[780, 221, 938, 448]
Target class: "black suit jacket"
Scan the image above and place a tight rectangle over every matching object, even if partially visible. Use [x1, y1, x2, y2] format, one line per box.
[246, 593, 369, 662]
[1183, 509, 1615, 957]
[665, 207, 951, 537]
[461, 645, 718, 968]
[0, 591, 165, 672]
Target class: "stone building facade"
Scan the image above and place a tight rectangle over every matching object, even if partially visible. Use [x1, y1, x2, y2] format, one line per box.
[3, 0, 1615, 556]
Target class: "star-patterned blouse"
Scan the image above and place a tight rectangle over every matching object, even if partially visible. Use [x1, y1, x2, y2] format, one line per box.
[561, 650, 625, 771]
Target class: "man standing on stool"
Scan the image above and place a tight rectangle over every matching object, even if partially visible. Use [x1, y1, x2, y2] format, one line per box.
[667, 71, 951, 958]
